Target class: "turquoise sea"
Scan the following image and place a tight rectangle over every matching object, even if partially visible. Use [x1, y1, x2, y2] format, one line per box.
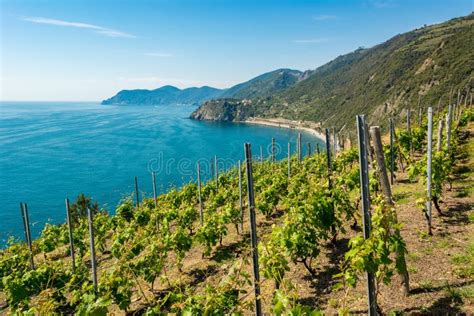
[0, 102, 323, 245]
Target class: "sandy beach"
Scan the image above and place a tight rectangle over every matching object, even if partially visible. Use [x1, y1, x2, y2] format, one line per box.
[240, 117, 325, 141]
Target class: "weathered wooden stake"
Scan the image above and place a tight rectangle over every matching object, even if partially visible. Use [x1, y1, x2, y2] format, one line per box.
[287, 142, 291, 178]
[389, 118, 395, 185]
[316, 143, 320, 155]
[418, 106, 422, 125]
[152, 172, 158, 208]
[87, 208, 98, 294]
[297, 133, 302, 162]
[407, 109, 412, 156]
[427, 107, 433, 236]
[271, 138, 275, 162]
[446, 104, 453, 152]
[21, 203, 35, 269]
[214, 155, 219, 189]
[333, 127, 337, 154]
[210, 157, 214, 177]
[134, 176, 140, 208]
[325, 128, 332, 189]
[356, 115, 377, 316]
[307, 142, 311, 157]
[20, 203, 29, 246]
[364, 122, 375, 167]
[260, 145, 263, 163]
[436, 119, 445, 152]
[65, 198, 76, 271]
[244, 143, 262, 316]
[197, 162, 203, 225]
[370, 126, 393, 204]
[238, 160, 244, 233]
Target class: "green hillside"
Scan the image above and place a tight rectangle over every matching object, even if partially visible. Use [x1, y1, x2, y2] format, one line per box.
[192, 14, 474, 135]
[218, 68, 302, 99]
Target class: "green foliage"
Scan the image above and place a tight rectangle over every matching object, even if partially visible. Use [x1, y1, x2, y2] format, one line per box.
[259, 228, 290, 287]
[69, 193, 99, 224]
[2, 109, 468, 313]
[338, 196, 408, 289]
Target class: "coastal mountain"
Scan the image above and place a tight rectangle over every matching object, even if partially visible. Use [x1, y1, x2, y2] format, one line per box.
[101, 85, 222, 105]
[102, 68, 303, 105]
[191, 14, 473, 134]
[218, 68, 303, 99]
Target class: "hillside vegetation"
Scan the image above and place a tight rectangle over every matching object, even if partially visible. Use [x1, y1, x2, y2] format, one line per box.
[192, 14, 473, 135]
[1, 97, 472, 314]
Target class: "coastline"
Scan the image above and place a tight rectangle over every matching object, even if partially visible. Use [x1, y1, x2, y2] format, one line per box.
[239, 117, 325, 141]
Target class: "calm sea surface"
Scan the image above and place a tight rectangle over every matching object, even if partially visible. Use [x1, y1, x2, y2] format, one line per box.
[0, 102, 322, 244]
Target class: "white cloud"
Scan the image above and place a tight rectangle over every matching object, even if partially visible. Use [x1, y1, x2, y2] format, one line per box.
[292, 38, 328, 44]
[22, 16, 135, 38]
[312, 14, 337, 21]
[367, 0, 396, 8]
[144, 53, 174, 58]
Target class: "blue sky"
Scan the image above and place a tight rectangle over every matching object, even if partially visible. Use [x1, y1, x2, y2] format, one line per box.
[1, 0, 472, 101]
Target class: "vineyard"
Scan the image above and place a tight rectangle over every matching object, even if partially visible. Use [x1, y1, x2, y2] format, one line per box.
[1, 101, 473, 315]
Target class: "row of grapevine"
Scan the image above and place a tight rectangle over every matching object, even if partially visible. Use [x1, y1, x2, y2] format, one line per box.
[1, 92, 472, 314]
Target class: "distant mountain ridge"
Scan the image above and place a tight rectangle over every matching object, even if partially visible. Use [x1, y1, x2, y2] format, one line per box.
[102, 68, 303, 105]
[101, 85, 223, 105]
[191, 13, 474, 134]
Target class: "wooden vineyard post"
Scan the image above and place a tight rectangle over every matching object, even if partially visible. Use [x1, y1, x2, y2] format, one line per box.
[287, 142, 291, 179]
[389, 118, 395, 185]
[297, 133, 302, 162]
[333, 127, 337, 155]
[325, 128, 333, 189]
[238, 160, 244, 233]
[214, 155, 219, 190]
[197, 162, 204, 226]
[65, 198, 76, 271]
[260, 145, 263, 163]
[210, 157, 214, 177]
[371, 125, 411, 294]
[244, 143, 262, 316]
[271, 137, 275, 162]
[20, 203, 35, 269]
[446, 104, 453, 152]
[152, 172, 158, 208]
[356, 116, 377, 316]
[20, 203, 29, 246]
[407, 109, 412, 156]
[364, 122, 375, 167]
[87, 208, 98, 294]
[370, 126, 393, 204]
[134, 176, 140, 208]
[307, 142, 311, 157]
[436, 118, 445, 152]
[427, 107, 433, 235]
[316, 143, 320, 155]
[418, 106, 422, 126]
